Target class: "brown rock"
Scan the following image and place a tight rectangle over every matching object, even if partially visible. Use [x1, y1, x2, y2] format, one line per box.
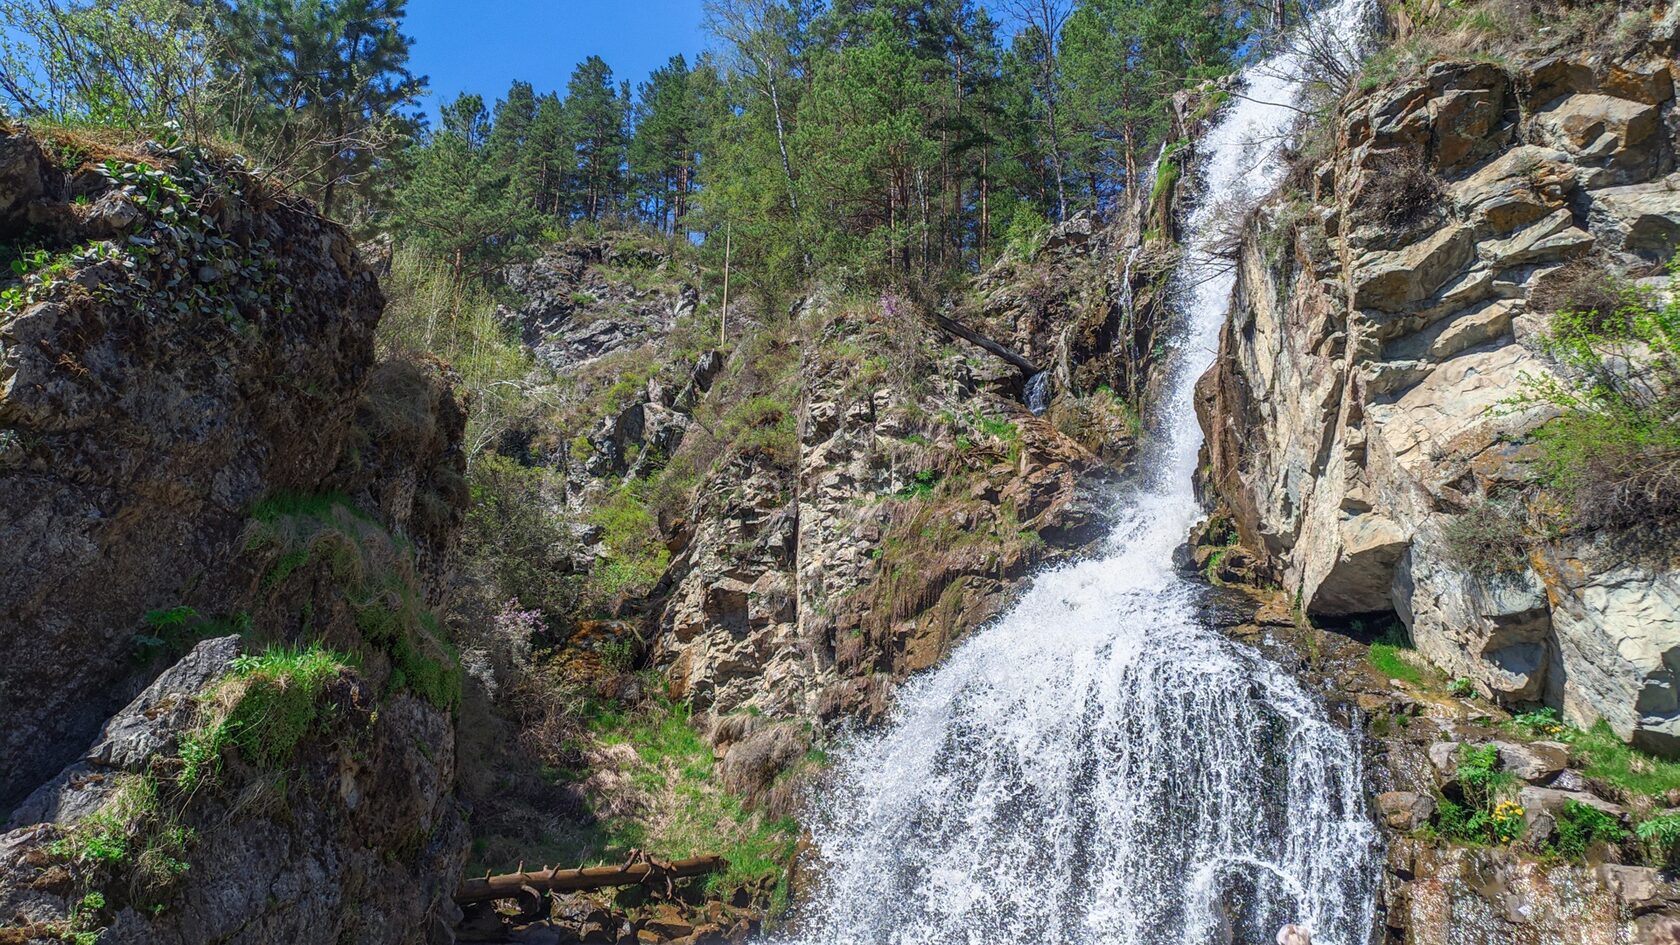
[1378, 790, 1436, 831]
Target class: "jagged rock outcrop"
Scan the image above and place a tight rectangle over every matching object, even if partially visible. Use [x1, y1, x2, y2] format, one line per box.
[654, 295, 1122, 748]
[0, 128, 387, 807]
[0, 637, 468, 945]
[1196, 28, 1680, 750]
[0, 127, 469, 943]
[500, 238, 699, 373]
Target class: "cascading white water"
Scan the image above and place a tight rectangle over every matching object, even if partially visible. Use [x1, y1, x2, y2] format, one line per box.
[782, 3, 1379, 944]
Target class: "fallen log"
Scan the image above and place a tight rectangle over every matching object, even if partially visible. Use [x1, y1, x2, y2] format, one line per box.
[932, 312, 1040, 376]
[455, 855, 726, 904]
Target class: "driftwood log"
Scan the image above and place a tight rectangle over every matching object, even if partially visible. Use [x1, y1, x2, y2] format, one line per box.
[932, 312, 1040, 376]
[455, 856, 727, 905]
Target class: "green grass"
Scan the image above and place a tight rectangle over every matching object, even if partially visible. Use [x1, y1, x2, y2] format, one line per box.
[547, 698, 802, 896]
[179, 645, 349, 792]
[1367, 642, 1425, 685]
[1567, 721, 1680, 798]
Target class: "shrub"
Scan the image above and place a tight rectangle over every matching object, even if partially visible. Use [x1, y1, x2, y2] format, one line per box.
[586, 486, 670, 607]
[1357, 150, 1443, 228]
[1549, 799, 1628, 861]
[1434, 743, 1523, 845]
[1442, 498, 1530, 576]
[1524, 262, 1680, 529]
[464, 454, 581, 620]
[1003, 204, 1049, 261]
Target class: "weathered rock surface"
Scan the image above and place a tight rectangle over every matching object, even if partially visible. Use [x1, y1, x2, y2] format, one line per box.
[0, 129, 386, 807]
[1196, 42, 1680, 750]
[656, 297, 1117, 736]
[500, 239, 698, 373]
[0, 129, 470, 944]
[0, 640, 468, 945]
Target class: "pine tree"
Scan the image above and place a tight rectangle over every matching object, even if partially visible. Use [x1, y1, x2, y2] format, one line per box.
[213, 0, 425, 222]
[395, 92, 536, 278]
[563, 56, 628, 220]
[629, 55, 698, 233]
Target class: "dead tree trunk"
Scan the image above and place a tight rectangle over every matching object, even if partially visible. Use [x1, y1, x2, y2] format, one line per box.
[456, 856, 727, 904]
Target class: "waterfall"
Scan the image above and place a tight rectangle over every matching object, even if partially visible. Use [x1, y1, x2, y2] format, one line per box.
[783, 3, 1379, 944]
[1025, 371, 1053, 416]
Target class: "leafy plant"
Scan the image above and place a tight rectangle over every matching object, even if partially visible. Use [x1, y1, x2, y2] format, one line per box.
[1521, 261, 1680, 529]
[1449, 677, 1478, 698]
[1636, 813, 1680, 868]
[1548, 799, 1627, 861]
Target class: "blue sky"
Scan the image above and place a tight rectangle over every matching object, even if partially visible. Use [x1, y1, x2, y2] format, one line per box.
[405, 1, 712, 120]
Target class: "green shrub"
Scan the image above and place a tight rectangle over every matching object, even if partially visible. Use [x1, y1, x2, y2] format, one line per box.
[587, 486, 670, 606]
[1434, 743, 1525, 844]
[1523, 263, 1680, 529]
[1548, 799, 1627, 861]
[1003, 204, 1049, 261]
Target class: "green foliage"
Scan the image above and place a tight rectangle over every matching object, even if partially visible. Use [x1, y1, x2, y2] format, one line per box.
[245, 493, 461, 710]
[587, 486, 671, 607]
[1433, 743, 1523, 845]
[1522, 262, 1680, 529]
[1564, 721, 1680, 798]
[214, 0, 424, 221]
[1004, 204, 1050, 261]
[0, 0, 213, 129]
[565, 698, 802, 894]
[1368, 643, 1425, 685]
[1635, 813, 1680, 868]
[463, 454, 581, 620]
[1448, 677, 1478, 698]
[179, 645, 348, 792]
[49, 774, 193, 910]
[376, 246, 533, 462]
[1510, 707, 1566, 738]
[1547, 799, 1628, 861]
[896, 469, 941, 500]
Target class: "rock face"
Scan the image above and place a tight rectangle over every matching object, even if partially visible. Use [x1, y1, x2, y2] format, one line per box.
[1199, 584, 1680, 945]
[0, 129, 469, 943]
[655, 296, 1117, 736]
[0, 129, 388, 807]
[0, 639, 468, 945]
[1196, 40, 1680, 750]
[501, 238, 698, 373]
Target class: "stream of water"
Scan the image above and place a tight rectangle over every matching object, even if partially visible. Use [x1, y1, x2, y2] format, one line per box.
[784, 3, 1380, 943]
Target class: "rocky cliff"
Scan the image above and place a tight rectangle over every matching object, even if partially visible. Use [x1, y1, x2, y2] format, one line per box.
[0, 126, 468, 944]
[1196, 7, 1680, 752]
[1188, 4, 1680, 943]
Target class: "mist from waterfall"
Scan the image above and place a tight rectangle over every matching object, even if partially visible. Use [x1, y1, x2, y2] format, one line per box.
[781, 2, 1380, 943]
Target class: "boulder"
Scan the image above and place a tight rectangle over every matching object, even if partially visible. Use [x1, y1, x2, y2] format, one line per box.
[1377, 791, 1436, 831]
[1491, 740, 1568, 783]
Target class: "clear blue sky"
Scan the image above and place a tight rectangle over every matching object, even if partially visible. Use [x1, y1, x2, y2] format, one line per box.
[405, 1, 711, 121]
